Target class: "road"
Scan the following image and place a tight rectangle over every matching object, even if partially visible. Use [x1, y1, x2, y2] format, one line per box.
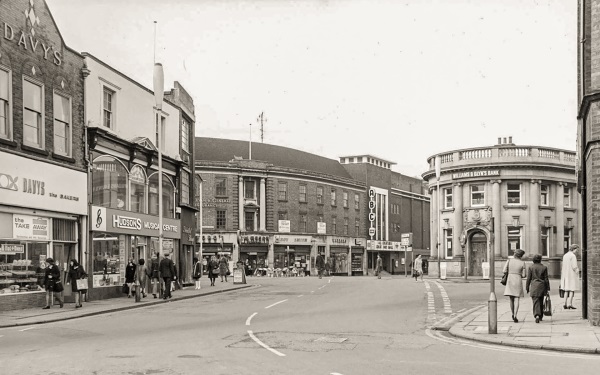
[0, 276, 598, 374]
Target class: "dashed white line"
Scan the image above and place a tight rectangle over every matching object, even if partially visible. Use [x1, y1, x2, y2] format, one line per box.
[246, 312, 257, 326]
[19, 327, 35, 332]
[265, 299, 288, 309]
[248, 330, 286, 357]
[318, 285, 326, 290]
[298, 295, 304, 298]
[434, 281, 453, 314]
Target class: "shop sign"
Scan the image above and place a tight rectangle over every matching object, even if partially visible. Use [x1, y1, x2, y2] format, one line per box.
[239, 235, 269, 244]
[330, 237, 348, 244]
[1, 244, 24, 254]
[367, 240, 402, 251]
[13, 214, 49, 240]
[354, 239, 364, 246]
[317, 222, 326, 234]
[278, 220, 290, 233]
[273, 235, 311, 244]
[91, 206, 180, 239]
[202, 198, 231, 207]
[0, 153, 87, 215]
[452, 170, 500, 179]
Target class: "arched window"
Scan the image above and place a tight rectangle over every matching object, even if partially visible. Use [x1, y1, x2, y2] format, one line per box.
[148, 173, 175, 218]
[91, 156, 127, 209]
[130, 165, 147, 214]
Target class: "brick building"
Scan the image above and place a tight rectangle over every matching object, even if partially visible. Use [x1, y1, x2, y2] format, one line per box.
[577, 0, 600, 325]
[0, 0, 88, 310]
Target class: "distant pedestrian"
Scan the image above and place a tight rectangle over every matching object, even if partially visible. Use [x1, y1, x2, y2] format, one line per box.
[208, 256, 219, 286]
[315, 253, 325, 279]
[66, 259, 87, 308]
[159, 253, 176, 299]
[125, 257, 136, 298]
[503, 249, 525, 323]
[42, 258, 63, 309]
[376, 254, 383, 279]
[192, 257, 202, 289]
[136, 258, 148, 298]
[413, 255, 423, 282]
[526, 254, 550, 323]
[560, 244, 580, 309]
[219, 256, 229, 282]
[149, 253, 160, 298]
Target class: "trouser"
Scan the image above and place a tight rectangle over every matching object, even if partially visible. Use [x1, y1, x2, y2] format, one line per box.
[532, 296, 544, 318]
[151, 278, 159, 295]
[318, 269, 323, 278]
[163, 277, 172, 298]
[46, 291, 62, 306]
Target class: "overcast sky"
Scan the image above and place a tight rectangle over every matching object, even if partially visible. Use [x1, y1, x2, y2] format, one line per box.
[48, 0, 577, 178]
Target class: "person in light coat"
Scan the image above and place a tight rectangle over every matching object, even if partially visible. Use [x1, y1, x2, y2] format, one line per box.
[375, 254, 383, 279]
[136, 258, 149, 298]
[503, 249, 525, 323]
[560, 244, 580, 309]
[526, 254, 550, 323]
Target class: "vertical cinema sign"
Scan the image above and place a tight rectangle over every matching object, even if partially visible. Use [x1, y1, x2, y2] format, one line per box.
[368, 188, 376, 239]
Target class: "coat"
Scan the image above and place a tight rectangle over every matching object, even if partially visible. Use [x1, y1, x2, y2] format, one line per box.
[503, 258, 525, 297]
[413, 258, 423, 273]
[560, 251, 579, 291]
[526, 263, 550, 298]
[376, 257, 383, 271]
[43, 264, 61, 291]
[192, 262, 202, 279]
[159, 257, 176, 278]
[219, 257, 229, 276]
[316, 255, 325, 270]
[67, 265, 87, 292]
[136, 264, 148, 285]
[208, 260, 219, 277]
[125, 262, 137, 283]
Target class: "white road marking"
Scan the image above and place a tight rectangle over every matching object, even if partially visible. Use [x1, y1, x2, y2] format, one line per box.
[246, 312, 257, 326]
[318, 285, 326, 289]
[248, 330, 286, 357]
[331, 373, 344, 375]
[19, 327, 35, 332]
[424, 281, 436, 322]
[328, 279, 331, 283]
[298, 295, 304, 297]
[311, 291, 315, 293]
[434, 281, 453, 314]
[265, 299, 288, 309]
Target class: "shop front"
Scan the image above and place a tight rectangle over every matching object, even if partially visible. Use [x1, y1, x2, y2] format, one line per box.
[329, 237, 351, 276]
[366, 240, 403, 275]
[180, 210, 197, 285]
[0, 153, 87, 311]
[238, 234, 269, 276]
[198, 233, 233, 274]
[273, 235, 312, 276]
[90, 205, 180, 300]
[351, 239, 366, 276]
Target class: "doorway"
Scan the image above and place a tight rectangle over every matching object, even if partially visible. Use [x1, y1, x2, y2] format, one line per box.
[53, 243, 75, 302]
[469, 232, 487, 276]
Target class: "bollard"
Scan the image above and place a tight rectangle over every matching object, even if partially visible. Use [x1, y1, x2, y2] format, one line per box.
[488, 291, 497, 334]
[464, 267, 468, 280]
[135, 283, 141, 302]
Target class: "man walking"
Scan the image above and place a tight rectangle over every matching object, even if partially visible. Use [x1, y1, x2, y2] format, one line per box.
[315, 253, 325, 279]
[376, 254, 383, 279]
[159, 252, 176, 300]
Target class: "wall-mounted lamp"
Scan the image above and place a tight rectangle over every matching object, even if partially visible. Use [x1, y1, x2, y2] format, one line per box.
[544, 217, 551, 228]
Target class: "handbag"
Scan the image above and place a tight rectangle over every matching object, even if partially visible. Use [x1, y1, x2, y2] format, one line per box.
[559, 288, 565, 298]
[500, 259, 510, 286]
[543, 293, 552, 316]
[53, 280, 64, 293]
[122, 283, 129, 294]
[76, 279, 89, 291]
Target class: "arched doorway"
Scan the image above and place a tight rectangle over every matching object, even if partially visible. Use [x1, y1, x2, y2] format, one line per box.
[469, 231, 488, 276]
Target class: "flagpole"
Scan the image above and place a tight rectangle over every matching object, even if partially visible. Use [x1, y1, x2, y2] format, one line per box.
[154, 63, 164, 297]
[249, 123, 252, 160]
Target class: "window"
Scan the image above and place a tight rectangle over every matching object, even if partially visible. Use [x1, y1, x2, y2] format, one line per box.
[130, 165, 146, 213]
[0, 68, 10, 139]
[317, 186, 324, 204]
[278, 182, 288, 201]
[470, 184, 485, 206]
[541, 227, 550, 257]
[91, 157, 127, 209]
[355, 218, 360, 235]
[103, 87, 114, 129]
[564, 228, 572, 254]
[300, 214, 307, 232]
[507, 226, 521, 257]
[149, 174, 175, 218]
[216, 177, 227, 196]
[245, 180, 256, 199]
[354, 193, 360, 209]
[181, 118, 189, 153]
[540, 184, 549, 206]
[507, 183, 521, 205]
[332, 217, 337, 234]
[331, 189, 336, 206]
[245, 211, 255, 231]
[445, 228, 453, 258]
[444, 188, 453, 209]
[299, 185, 307, 202]
[343, 191, 349, 208]
[563, 186, 571, 208]
[180, 171, 190, 205]
[216, 210, 226, 229]
[23, 79, 43, 147]
[53, 93, 71, 155]
[344, 218, 349, 235]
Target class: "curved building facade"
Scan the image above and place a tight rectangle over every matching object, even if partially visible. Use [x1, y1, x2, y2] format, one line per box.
[422, 138, 578, 278]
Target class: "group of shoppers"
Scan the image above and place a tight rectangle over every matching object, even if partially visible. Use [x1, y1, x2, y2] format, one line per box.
[42, 258, 87, 309]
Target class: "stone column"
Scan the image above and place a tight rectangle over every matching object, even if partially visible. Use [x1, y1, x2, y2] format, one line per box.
[260, 178, 266, 231]
[430, 186, 438, 259]
[529, 180, 540, 255]
[453, 183, 463, 258]
[555, 182, 565, 258]
[491, 180, 501, 257]
[239, 176, 244, 231]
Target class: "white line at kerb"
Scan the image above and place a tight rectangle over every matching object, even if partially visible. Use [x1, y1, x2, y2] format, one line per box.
[265, 299, 288, 309]
[248, 330, 286, 357]
[246, 312, 257, 326]
[19, 327, 35, 332]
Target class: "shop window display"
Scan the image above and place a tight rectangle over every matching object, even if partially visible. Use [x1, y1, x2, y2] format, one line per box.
[92, 234, 122, 287]
[330, 251, 348, 274]
[0, 241, 48, 294]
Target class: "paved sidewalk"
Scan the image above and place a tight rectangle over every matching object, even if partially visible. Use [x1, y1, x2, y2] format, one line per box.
[0, 281, 254, 329]
[439, 278, 600, 354]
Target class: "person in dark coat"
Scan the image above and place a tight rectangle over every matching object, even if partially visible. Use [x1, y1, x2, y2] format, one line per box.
[66, 259, 87, 308]
[43, 258, 63, 309]
[192, 257, 202, 290]
[149, 253, 160, 298]
[315, 253, 325, 279]
[526, 254, 550, 323]
[159, 253, 176, 299]
[125, 257, 137, 298]
[208, 256, 219, 286]
[219, 256, 229, 282]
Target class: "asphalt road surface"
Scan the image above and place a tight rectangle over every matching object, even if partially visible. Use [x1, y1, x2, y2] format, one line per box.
[1, 275, 598, 375]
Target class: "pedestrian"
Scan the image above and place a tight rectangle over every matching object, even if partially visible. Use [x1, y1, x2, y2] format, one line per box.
[315, 253, 325, 279]
[219, 256, 229, 282]
[66, 259, 87, 308]
[125, 256, 136, 298]
[208, 256, 219, 286]
[136, 258, 148, 298]
[503, 249, 525, 323]
[42, 258, 63, 309]
[159, 252, 176, 299]
[149, 253, 160, 298]
[376, 254, 383, 279]
[192, 257, 202, 289]
[526, 254, 550, 323]
[560, 244, 580, 309]
[413, 254, 423, 282]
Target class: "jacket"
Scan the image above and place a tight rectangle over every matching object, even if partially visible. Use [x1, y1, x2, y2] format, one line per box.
[43, 264, 61, 291]
[526, 263, 550, 298]
[316, 255, 325, 270]
[125, 262, 137, 283]
[159, 257, 176, 278]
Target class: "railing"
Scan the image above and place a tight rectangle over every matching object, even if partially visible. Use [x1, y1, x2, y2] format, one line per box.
[460, 149, 492, 160]
[499, 147, 531, 157]
[564, 152, 577, 162]
[538, 148, 559, 159]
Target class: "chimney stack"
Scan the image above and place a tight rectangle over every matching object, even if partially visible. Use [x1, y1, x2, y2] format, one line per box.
[503, 137, 507, 144]
[509, 136, 513, 144]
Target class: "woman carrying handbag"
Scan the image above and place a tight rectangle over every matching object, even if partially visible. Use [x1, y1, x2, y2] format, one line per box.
[66, 259, 87, 308]
[526, 254, 550, 323]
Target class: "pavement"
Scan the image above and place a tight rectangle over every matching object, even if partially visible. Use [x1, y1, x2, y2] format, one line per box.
[1, 276, 599, 355]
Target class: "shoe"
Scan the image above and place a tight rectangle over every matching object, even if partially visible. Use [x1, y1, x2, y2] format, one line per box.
[163, 297, 167, 300]
[143, 293, 147, 298]
[128, 295, 131, 298]
[59, 301, 64, 308]
[535, 317, 540, 323]
[168, 295, 172, 299]
[564, 305, 568, 309]
[42, 306, 50, 309]
[513, 317, 518, 323]
[76, 305, 81, 309]
[569, 306, 576, 309]
[153, 294, 157, 298]
[511, 315, 514, 321]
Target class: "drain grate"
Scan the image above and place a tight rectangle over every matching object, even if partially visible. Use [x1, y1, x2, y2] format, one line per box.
[315, 336, 348, 343]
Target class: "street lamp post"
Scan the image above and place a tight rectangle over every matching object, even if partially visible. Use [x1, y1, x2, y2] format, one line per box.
[154, 63, 164, 297]
[435, 156, 441, 279]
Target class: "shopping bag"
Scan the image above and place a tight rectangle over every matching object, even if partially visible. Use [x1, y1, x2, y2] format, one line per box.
[559, 288, 565, 298]
[543, 294, 552, 317]
[76, 279, 89, 291]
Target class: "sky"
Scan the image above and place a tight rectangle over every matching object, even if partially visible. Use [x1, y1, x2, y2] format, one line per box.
[47, 0, 577, 178]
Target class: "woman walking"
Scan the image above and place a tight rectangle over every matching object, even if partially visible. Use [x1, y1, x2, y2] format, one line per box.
[560, 244, 580, 309]
[149, 253, 160, 298]
[208, 256, 219, 286]
[125, 257, 136, 298]
[66, 259, 87, 308]
[219, 256, 229, 282]
[503, 249, 525, 323]
[136, 258, 148, 298]
[42, 258, 63, 309]
[526, 254, 550, 323]
[192, 257, 202, 289]
[413, 255, 423, 282]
